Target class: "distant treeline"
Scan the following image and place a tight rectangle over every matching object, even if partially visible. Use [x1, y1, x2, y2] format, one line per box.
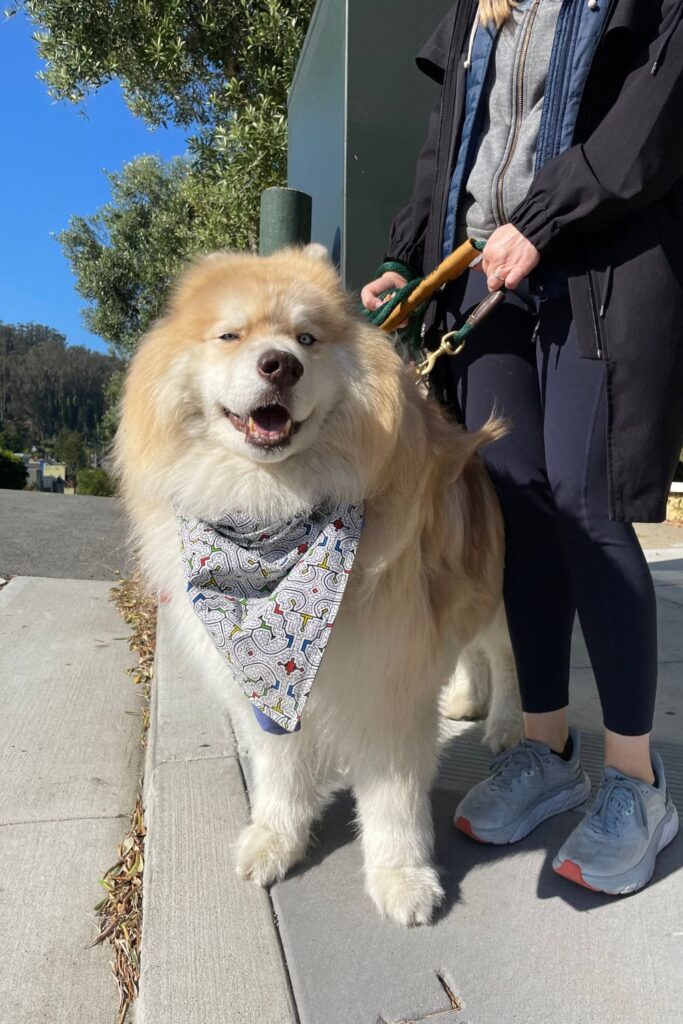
[0, 322, 120, 447]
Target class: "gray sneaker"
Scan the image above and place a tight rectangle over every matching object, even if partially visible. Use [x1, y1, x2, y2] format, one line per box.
[553, 749, 679, 895]
[454, 728, 591, 845]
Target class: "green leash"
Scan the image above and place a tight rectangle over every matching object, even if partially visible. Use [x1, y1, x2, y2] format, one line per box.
[363, 240, 507, 377]
[364, 240, 487, 360]
[365, 259, 432, 356]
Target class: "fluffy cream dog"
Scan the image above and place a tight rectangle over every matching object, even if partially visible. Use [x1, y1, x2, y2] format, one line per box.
[115, 244, 521, 926]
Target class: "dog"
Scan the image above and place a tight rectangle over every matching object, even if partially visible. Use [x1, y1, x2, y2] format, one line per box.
[115, 244, 521, 926]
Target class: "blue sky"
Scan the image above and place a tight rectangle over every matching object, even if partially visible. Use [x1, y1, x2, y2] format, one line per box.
[0, 14, 188, 354]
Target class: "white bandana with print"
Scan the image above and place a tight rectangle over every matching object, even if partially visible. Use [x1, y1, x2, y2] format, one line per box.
[178, 502, 364, 732]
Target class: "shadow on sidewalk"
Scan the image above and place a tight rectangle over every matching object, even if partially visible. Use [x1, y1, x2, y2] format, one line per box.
[434, 726, 683, 919]
[284, 724, 683, 919]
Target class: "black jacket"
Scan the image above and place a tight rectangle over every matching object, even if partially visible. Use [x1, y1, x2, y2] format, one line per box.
[386, 0, 683, 522]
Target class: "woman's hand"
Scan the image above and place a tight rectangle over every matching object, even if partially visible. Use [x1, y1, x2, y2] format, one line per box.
[479, 225, 540, 291]
[361, 271, 408, 312]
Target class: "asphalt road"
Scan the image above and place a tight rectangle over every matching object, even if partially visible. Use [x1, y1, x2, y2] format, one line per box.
[0, 489, 133, 581]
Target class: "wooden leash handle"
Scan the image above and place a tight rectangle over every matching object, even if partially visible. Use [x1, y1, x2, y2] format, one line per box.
[380, 238, 482, 333]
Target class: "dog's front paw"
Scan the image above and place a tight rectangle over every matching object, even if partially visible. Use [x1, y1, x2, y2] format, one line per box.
[483, 704, 523, 754]
[235, 823, 305, 886]
[366, 865, 444, 927]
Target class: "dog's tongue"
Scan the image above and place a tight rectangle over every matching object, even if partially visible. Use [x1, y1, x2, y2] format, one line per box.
[248, 405, 292, 439]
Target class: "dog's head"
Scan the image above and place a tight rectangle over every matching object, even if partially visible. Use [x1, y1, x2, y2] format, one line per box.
[169, 244, 359, 464]
[116, 245, 405, 518]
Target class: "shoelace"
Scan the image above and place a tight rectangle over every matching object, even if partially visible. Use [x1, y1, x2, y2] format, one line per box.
[587, 777, 648, 838]
[489, 744, 546, 792]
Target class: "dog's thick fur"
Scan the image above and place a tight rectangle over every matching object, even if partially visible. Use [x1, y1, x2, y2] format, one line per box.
[115, 245, 521, 926]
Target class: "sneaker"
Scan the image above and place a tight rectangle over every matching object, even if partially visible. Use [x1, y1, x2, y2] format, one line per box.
[553, 749, 679, 895]
[454, 727, 591, 845]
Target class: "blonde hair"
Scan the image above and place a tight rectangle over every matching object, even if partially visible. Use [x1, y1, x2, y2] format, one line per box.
[479, 0, 517, 27]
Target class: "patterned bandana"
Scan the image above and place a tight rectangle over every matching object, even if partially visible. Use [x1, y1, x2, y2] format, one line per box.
[178, 503, 364, 733]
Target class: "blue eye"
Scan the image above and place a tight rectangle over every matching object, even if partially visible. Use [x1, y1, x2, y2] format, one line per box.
[297, 333, 316, 347]
[219, 331, 240, 342]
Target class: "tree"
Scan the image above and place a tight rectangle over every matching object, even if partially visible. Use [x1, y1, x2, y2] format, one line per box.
[18, 0, 315, 362]
[54, 428, 87, 471]
[59, 157, 241, 360]
[23, 1, 313, 146]
[76, 467, 116, 496]
[0, 321, 65, 423]
[0, 321, 120, 442]
[0, 450, 28, 490]
[0, 422, 30, 453]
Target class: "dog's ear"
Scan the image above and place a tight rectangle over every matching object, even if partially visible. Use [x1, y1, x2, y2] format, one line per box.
[302, 243, 330, 263]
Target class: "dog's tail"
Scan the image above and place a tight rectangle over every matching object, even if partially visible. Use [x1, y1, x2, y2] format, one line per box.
[468, 414, 507, 452]
[446, 413, 506, 482]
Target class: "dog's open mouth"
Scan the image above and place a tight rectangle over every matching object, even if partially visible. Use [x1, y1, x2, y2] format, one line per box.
[225, 404, 301, 448]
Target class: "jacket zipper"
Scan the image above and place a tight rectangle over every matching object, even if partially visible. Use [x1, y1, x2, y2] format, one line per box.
[495, 0, 542, 225]
[586, 270, 604, 359]
[577, 0, 617, 362]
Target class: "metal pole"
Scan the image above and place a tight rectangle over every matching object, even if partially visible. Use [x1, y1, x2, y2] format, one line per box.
[259, 187, 313, 255]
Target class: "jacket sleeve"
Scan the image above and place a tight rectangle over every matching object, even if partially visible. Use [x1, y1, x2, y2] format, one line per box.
[510, 1, 683, 250]
[383, 95, 442, 276]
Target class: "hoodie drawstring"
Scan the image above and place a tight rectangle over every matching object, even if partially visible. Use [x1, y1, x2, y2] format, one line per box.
[463, 13, 479, 70]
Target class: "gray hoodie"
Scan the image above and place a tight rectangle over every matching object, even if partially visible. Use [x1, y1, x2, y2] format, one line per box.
[460, 0, 562, 242]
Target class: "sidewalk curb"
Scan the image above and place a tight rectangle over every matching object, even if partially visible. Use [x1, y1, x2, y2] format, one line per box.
[136, 603, 298, 1024]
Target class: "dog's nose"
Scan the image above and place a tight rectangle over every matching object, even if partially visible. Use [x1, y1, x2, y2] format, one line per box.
[257, 349, 304, 388]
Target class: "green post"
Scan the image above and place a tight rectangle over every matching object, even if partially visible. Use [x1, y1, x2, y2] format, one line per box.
[259, 187, 313, 255]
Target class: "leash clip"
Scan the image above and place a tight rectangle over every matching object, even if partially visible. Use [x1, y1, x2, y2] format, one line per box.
[416, 287, 507, 379]
[416, 331, 466, 379]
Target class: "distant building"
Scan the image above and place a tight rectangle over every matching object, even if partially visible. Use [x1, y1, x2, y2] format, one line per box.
[42, 463, 67, 493]
[22, 457, 69, 494]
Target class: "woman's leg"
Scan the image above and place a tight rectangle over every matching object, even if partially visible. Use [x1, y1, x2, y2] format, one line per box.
[537, 298, 658, 782]
[450, 277, 593, 845]
[448, 274, 574, 736]
[539, 318, 678, 892]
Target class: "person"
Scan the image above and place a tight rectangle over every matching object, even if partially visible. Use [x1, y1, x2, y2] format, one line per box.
[361, 0, 683, 894]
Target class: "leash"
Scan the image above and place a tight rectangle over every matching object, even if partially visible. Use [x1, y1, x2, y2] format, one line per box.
[365, 238, 507, 379]
[415, 287, 506, 378]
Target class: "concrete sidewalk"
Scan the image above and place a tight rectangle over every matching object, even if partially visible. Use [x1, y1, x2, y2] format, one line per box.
[139, 539, 683, 1024]
[0, 576, 143, 1024]
[137, 608, 297, 1024]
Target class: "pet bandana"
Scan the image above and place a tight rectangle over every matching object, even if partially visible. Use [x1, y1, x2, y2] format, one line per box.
[178, 502, 364, 733]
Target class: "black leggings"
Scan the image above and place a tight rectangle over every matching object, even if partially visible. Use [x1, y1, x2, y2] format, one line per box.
[446, 273, 657, 736]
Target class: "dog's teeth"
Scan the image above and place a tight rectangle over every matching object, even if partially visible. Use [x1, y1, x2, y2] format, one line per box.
[247, 416, 256, 434]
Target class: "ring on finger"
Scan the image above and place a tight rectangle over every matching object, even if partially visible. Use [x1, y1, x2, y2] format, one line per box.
[492, 268, 506, 282]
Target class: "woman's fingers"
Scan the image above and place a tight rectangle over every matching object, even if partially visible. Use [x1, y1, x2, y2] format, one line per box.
[360, 282, 383, 310]
[482, 225, 540, 292]
[360, 272, 408, 311]
[487, 264, 511, 292]
[502, 264, 529, 291]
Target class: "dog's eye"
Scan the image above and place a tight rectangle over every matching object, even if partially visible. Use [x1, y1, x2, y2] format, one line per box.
[219, 331, 240, 342]
[297, 333, 316, 347]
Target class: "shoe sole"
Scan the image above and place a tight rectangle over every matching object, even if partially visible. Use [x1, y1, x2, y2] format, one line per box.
[553, 803, 679, 895]
[454, 773, 592, 845]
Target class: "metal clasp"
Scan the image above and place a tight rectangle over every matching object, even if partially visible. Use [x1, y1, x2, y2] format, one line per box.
[416, 331, 467, 378]
[415, 288, 507, 380]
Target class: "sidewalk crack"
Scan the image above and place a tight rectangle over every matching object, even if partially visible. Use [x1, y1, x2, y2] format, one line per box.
[0, 812, 129, 829]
